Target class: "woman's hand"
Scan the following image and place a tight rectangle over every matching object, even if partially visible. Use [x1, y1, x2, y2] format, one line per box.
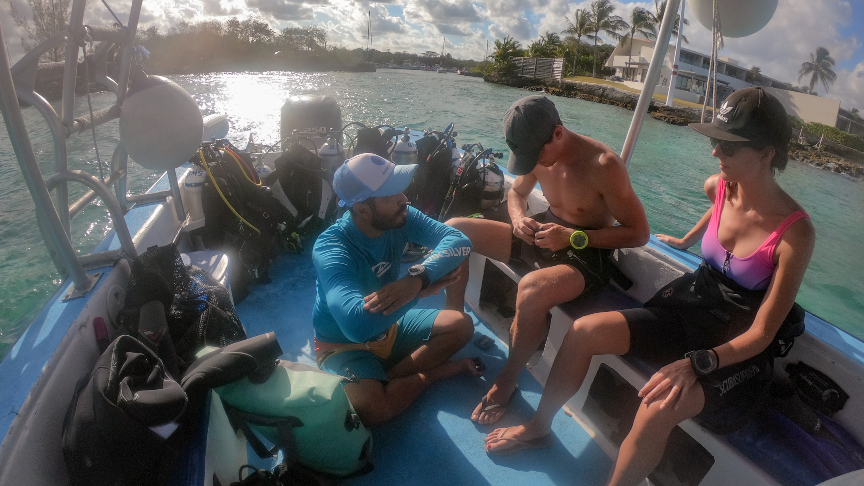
[639, 358, 698, 410]
[656, 234, 689, 250]
[513, 217, 541, 244]
[534, 223, 573, 251]
[418, 266, 462, 298]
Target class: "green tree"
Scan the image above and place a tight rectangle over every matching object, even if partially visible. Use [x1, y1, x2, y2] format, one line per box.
[746, 65, 762, 84]
[653, 0, 688, 43]
[7, 0, 71, 62]
[489, 35, 523, 72]
[798, 46, 837, 94]
[562, 9, 594, 75]
[527, 32, 563, 58]
[619, 7, 657, 80]
[588, 0, 626, 77]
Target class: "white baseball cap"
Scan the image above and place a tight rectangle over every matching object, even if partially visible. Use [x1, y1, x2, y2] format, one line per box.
[333, 153, 417, 207]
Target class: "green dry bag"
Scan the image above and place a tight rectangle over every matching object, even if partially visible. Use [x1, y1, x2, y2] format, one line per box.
[215, 360, 373, 477]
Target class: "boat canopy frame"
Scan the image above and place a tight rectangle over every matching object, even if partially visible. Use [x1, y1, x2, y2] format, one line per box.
[0, 0, 188, 299]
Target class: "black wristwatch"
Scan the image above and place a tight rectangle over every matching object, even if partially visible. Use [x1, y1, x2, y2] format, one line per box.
[408, 264, 430, 290]
[689, 349, 719, 377]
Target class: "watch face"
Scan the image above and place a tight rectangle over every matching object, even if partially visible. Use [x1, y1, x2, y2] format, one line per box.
[571, 231, 588, 249]
[693, 350, 716, 374]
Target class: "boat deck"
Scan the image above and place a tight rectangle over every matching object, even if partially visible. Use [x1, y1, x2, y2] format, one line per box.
[233, 248, 613, 485]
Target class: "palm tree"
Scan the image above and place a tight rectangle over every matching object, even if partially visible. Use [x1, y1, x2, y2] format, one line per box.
[746, 66, 762, 84]
[562, 9, 594, 76]
[528, 32, 563, 58]
[619, 7, 657, 80]
[798, 47, 837, 94]
[653, 0, 688, 43]
[490, 36, 523, 72]
[588, 0, 627, 77]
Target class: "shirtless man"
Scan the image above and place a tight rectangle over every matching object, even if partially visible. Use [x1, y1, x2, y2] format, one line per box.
[445, 95, 650, 424]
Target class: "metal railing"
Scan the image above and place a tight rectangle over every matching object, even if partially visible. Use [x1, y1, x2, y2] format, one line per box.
[0, 0, 186, 299]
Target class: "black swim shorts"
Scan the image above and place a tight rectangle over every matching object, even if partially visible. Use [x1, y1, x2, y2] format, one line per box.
[511, 209, 614, 295]
[620, 305, 773, 432]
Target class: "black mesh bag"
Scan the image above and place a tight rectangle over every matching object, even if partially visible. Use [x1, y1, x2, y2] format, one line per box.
[118, 244, 247, 374]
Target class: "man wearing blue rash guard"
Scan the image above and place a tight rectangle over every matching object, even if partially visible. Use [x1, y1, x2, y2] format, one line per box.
[312, 153, 484, 425]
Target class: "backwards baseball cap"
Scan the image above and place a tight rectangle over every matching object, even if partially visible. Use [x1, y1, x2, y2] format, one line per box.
[689, 87, 791, 146]
[333, 153, 417, 207]
[504, 95, 561, 175]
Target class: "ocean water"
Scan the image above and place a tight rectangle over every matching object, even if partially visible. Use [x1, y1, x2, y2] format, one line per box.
[1, 69, 862, 358]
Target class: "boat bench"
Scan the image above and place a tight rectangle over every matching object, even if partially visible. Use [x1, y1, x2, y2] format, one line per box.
[464, 247, 857, 486]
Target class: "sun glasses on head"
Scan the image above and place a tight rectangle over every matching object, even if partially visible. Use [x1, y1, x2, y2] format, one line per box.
[710, 138, 767, 157]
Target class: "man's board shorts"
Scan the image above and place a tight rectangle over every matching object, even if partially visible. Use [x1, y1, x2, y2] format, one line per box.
[511, 208, 615, 295]
[620, 305, 773, 433]
[314, 308, 439, 382]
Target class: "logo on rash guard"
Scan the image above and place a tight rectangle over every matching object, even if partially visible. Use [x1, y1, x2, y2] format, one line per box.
[714, 364, 761, 396]
[371, 261, 391, 277]
[424, 247, 472, 263]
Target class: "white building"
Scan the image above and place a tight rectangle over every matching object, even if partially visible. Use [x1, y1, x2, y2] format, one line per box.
[605, 38, 848, 130]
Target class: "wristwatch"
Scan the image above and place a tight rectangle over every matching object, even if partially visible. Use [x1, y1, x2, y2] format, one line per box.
[689, 349, 719, 377]
[570, 230, 589, 250]
[408, 264, 430, 290]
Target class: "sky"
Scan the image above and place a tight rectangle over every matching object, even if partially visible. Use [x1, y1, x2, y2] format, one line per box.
[2, 0, 862, 111]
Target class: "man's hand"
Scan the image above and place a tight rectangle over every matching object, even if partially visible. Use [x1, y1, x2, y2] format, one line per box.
[513, 217, 541, 244]
[364, 277, 423, 316]
[534, 223, 574, 251]
[638, 358, 698, 410]
[418, 266, 462, 298]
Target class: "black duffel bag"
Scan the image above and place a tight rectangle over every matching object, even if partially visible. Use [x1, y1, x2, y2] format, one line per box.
[62, 335, 188, 486]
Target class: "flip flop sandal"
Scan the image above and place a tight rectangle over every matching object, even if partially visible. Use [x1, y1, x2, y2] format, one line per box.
[472, 357, 486, 373]
[485, 427, 554, 456]
[473, 386, 519, 423]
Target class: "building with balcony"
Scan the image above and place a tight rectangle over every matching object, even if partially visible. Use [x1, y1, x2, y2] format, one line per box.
[604, 38, 855, 135]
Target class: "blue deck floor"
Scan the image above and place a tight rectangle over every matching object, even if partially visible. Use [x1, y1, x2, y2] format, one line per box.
[235, 247, 612, 486]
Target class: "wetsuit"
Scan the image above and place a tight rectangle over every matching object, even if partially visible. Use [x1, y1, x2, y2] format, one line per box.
[312, 206, 471, 381]
[513, 208, 615, 294]
[621, 179, 810, 432]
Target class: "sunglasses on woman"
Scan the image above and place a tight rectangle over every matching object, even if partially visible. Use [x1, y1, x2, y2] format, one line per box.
[710, 138, 769, 157]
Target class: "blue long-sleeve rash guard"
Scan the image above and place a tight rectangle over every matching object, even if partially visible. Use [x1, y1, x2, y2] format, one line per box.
[312, 206, 472, 344]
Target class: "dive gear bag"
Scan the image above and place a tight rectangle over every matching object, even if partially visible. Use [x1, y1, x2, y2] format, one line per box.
[62, 335, 188, 486]
[215, 360, 373, 478]
[409, 134, 454, 218]
[197, 141, 296, 300]
[62, 332, 284, 486]
[117, 244, 247, 371]
[271, 142, 338, 236]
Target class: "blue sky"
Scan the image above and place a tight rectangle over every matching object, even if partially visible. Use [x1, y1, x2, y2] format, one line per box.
[3, 0, 862, 109]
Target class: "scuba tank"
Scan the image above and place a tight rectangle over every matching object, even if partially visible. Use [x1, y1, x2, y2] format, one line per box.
[181, 168, 207, 228]
[392, 128, 418, 165]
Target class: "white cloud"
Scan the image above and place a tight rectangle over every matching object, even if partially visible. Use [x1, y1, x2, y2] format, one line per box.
[1, 0, 860, 109]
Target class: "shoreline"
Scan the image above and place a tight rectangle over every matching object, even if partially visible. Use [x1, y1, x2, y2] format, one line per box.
[485, 74, 864, 181]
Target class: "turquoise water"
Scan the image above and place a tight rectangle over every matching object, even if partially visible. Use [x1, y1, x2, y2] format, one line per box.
[1, 69, 862, 358]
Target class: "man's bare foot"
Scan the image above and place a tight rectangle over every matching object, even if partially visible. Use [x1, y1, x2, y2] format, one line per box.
[484, 424, 552, 454]
[471, 382, 518, 425]
[427, 357, 485, 382]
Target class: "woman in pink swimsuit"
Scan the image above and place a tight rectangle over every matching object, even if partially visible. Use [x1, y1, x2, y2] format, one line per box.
[483, 87, 816, 485]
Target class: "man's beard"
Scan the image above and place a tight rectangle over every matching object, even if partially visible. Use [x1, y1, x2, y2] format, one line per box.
[369, 204, 408, 231]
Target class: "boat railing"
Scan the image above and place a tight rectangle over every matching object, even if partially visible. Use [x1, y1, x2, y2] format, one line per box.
[0, 0, 186, 300]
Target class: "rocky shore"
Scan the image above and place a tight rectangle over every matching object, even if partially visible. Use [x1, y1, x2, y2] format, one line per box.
[485, 74, 863, 181]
